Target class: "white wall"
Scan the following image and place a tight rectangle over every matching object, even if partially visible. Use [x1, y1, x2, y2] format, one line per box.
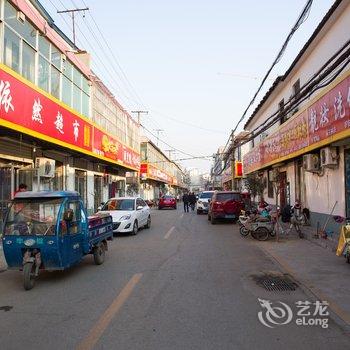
[247, 2, 350, 138]
[304, 149, 345, 216]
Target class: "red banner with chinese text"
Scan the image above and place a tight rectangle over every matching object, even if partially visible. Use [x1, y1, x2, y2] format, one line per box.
[243, 73, 350, 174]
[93, 128, 140, 170]
[0, 65, 140, 171]
[0, 67, 92, 152]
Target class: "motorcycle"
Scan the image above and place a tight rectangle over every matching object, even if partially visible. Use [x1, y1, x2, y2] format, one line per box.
[239, 208, 275, 241]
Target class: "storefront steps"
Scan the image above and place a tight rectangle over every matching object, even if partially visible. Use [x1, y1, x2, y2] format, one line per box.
[254, 234, 350, 329]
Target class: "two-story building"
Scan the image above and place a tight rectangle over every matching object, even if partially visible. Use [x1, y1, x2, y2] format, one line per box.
[0, 0, 140, 223]
[140, 137, 185, 200]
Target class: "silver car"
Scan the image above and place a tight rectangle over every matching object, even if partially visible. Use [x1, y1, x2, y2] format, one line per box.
[196, 191, 214, 214]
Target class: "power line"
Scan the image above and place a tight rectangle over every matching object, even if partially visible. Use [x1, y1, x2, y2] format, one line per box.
[231, 0, 313, 135]
[141, 124, 198, 158]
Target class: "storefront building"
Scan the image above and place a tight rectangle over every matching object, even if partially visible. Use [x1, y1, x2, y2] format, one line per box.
[140, 138, 185, 200]
[0, 0, 140, 225]
[243, 0, 350, 232]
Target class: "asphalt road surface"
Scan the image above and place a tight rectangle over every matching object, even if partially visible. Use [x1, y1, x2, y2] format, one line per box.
[0, 207, 349, 350]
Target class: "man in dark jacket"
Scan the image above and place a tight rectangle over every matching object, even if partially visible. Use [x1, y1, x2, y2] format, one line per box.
[189, 192, 197, 211]
[182, 193, 189, 212]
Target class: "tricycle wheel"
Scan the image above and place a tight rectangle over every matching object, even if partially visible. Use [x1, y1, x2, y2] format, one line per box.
[23, 262, 36, 290]
[239, 226, 249, 237]
[93, 243, 105, 265]
[251, 227, 269, 241]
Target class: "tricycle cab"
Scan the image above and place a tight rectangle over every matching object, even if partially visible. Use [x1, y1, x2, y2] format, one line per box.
[2, 191, 88, 271]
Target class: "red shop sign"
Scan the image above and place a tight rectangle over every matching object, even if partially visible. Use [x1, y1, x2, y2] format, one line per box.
[0, 66, 92, 152]
[92, 127, 140, 170]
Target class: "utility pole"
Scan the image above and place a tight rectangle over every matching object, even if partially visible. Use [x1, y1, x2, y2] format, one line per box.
[153, 129, 164, 146]
[57, 7, 89, 46]
[131, 110, 148, 125]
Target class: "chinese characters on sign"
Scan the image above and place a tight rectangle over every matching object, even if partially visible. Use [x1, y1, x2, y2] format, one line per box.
[0, 66, 140, 171]
[243, 75, 350, 174]
[32, 98, 43, 124]
[0, 80, 14, 113]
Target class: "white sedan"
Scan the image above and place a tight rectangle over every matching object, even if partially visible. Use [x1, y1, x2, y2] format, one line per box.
[98, 197, 151, 235]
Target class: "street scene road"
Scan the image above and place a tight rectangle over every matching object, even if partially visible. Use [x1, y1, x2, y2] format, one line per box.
[1, 208, 349, 350]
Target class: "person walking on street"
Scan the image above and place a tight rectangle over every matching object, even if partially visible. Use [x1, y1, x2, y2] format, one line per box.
[182, 192, 189, 212]
[189, 192, 196, 211]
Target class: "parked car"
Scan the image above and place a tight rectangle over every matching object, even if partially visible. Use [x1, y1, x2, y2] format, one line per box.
[158, 195, 177, 210]
[197, 191, 214, 214]
[208, 191, 244, 224]
[99, 197, 151, 235]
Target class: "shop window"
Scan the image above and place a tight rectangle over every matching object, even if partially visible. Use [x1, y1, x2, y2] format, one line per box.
[3, 26, 20, 73]
[75, 170, 87, 205]
[53, 163, 64, 191]
[38, 55, 50, 92]
[62, 75, 72, 106]
[51, 66, 60, 99]
[22, 42, 35, 83]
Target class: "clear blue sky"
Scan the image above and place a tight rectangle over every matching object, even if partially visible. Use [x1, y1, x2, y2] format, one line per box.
[41, 0, 334, 172]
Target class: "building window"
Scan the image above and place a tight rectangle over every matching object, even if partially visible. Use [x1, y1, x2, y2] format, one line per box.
[22, 42, 35, 83]
[39, 35, 50, 59]
[73, 84, 82, 113]
[38, 55, 50, 92]
[267, 170, 274, 198]
[51, 66, 61, 99]
[293, 79, 300, 100]
[279, 99, 286, 124]
[62, 75, 72, 105]
[51, 45, 62, 70]
[3, 26, 20, 73]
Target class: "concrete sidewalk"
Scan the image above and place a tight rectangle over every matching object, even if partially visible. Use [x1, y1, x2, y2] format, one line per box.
[254, 229, 350, 327]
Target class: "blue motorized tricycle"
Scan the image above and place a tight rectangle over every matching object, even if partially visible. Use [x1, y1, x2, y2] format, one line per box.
[2, 191, 113, 290]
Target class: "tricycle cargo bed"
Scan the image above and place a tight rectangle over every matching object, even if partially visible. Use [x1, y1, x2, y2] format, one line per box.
[88, 213, 113, 246]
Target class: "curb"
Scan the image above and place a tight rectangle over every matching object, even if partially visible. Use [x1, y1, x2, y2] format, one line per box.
[257, 243, 350, 328]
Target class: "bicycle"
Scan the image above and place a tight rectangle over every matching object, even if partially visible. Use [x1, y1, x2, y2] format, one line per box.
[272, 212, 304, 238]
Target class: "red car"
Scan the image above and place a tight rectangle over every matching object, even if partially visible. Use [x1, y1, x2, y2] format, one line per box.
[208, 191, 244, 224]
[158, 195, 177, 210]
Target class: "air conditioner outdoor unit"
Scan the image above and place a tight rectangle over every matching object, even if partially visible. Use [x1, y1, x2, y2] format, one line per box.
[35, 157, 55, 177]
[303, 154, 320, 172]
[320, 147, 338, 168]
